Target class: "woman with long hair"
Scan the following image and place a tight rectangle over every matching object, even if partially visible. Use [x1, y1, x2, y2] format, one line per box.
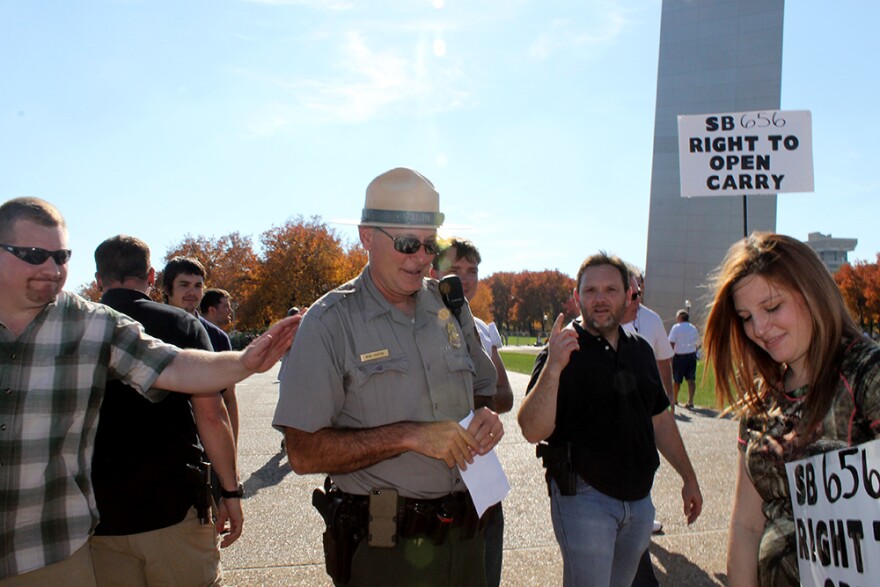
[704, 232, 880, 586]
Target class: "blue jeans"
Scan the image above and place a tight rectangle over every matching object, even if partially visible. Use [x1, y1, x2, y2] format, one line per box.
[550, 477, 654, 587]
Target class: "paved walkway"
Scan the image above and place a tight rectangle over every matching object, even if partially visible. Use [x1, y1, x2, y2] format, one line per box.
[222, 364, 738, 586]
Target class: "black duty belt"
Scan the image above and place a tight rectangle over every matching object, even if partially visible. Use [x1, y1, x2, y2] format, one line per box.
[345, 489, 491, 542]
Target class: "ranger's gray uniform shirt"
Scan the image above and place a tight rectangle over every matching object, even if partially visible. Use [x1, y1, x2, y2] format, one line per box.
[273, 267, 496, 498]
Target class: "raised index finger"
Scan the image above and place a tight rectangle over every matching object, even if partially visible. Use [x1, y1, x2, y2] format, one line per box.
[551, 313, 566, 335]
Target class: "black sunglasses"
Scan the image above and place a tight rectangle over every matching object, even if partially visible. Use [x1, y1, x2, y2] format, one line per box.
[374, 227, 441, 255]
[0, 243, 72, 266]
[631, 289, 642, 301]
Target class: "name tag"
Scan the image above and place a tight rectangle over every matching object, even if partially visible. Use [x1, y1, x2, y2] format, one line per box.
[360, 349, 390, 362]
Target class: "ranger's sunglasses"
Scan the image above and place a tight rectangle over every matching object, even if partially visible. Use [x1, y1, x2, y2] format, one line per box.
[374, 227, 441, 255]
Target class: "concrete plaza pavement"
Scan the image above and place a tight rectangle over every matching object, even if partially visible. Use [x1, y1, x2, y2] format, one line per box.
[222, 363, 738, 586]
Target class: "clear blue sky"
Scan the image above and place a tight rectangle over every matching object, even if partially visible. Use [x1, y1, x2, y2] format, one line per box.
[2, 0, 877, 291]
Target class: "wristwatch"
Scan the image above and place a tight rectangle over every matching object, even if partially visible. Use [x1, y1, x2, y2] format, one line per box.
[220, 483, 244, 499]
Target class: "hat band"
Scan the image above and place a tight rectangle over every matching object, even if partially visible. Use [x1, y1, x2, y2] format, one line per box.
[361, 208, 445, 226]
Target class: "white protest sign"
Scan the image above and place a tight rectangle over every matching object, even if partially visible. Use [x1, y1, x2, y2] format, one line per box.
[678, 110, 814, 197]
[785, 439, 880, 587]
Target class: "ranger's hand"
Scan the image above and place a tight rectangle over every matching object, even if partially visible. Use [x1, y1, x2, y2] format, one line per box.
[467, 407, 504, 453]
[411, 421, 481, 470]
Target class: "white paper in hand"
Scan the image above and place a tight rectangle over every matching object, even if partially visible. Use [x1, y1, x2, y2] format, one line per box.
[457, 411, 511, 517]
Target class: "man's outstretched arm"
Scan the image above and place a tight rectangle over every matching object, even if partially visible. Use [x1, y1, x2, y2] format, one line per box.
[155, 314, 302, 394]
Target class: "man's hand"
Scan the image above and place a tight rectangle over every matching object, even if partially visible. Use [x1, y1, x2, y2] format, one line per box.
[682, 478, 703, 525]
[241, 314, 303, 373]
[216, 497, 243, 548]
[410, 421, 481, 470]
[545, 314, 579, 374]
[466, 407, 504, 453]
[517, 313, 576, 443]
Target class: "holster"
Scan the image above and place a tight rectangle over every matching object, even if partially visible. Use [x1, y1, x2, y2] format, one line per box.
[536, 441, 578, 496]
[188, 461, 214, 524]
[312, 477, 365, 585]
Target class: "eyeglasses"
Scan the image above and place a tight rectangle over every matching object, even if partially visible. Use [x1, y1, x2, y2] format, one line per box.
[0, 243, 72, 266]
[374, 227, 441, 255]
[631, 289, 642, 301]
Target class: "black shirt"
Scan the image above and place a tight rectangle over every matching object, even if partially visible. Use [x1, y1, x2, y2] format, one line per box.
[199, 316, 232, 352]
[92, 288, 213, 535]
[528, 320, 670, 501]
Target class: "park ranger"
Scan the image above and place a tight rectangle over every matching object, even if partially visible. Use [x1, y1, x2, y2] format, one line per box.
[274, 167, 503, 586]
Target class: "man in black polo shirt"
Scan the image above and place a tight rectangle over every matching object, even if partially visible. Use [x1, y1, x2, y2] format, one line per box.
[518, 252, 702, 587]
[89, 235, 241, 586]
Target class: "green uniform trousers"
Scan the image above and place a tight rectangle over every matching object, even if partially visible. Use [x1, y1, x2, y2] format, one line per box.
[338, 525, 486, 587]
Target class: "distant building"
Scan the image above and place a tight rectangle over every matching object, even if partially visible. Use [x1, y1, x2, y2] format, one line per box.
[805, 232, 858, 273]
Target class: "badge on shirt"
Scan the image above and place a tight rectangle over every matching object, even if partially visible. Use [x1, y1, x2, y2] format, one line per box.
[360, 349, 390, 362]
[447, 322, 462, 348]
[438, 308, 450, 321]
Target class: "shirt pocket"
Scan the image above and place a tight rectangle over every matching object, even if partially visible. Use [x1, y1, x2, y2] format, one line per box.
[444, 352, 476, 376]
[346, 356, 415, 427]
[441, 352, 477, 415]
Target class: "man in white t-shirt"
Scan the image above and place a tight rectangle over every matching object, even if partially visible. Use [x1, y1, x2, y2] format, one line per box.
[668, 309, 700, 409]
[432, 237, 512, 587]
[622, 271, 675, 408]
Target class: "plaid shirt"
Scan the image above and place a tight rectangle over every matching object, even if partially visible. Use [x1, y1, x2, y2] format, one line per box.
[0, 292, 179, 579]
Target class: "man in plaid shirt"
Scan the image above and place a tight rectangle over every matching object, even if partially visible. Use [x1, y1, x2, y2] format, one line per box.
[0, 198, 300, 585]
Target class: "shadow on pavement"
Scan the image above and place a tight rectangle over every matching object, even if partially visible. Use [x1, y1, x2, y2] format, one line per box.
[243, 451, 293, 498]
[650, 542, 729, 586]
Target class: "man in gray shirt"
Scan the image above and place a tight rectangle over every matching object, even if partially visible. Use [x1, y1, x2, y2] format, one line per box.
[274, 168, 503, 586]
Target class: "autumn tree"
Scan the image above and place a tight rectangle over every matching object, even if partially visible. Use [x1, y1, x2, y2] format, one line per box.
[236, 216, 352, 329]
[76, 280, 102, 302]
[541, 270, 577, 324]
[513, 271, 544, 334]
[513, 270, 575, 334]
[485, 272, 516, 333]
[469, 282, 494, 324]
[836, 255, 880, 337]
[868, 256, 880, 337]
[335, 242, 369, 285]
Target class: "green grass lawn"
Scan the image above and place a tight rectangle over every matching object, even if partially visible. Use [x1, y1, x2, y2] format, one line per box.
[499, 350, 724, 410]
[505, 334, 547, 347]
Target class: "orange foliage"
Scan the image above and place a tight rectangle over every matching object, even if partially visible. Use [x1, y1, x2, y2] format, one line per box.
[236, 216, 356, 329]
[76, 280, 102, 302]
[469, 282, 494, 323]
[835, 255, 880, 337]
[484, 272, 516, 332]
[336, 243, 369, 285]
[513, 270, 575, 335]
[482, 270, 576, 335]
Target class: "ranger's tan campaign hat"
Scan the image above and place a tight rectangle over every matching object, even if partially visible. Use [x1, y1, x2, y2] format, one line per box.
[360, 167, 445, 229]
